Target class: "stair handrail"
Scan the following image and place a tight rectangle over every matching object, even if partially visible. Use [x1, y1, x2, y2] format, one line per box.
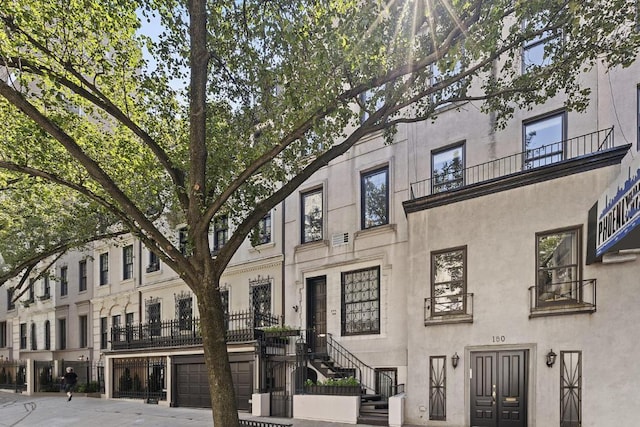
[324, 333, 394, 399]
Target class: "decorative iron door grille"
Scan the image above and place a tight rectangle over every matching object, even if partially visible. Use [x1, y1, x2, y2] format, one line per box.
[561, 351, 582, 427]
[429, 356, 446, 420]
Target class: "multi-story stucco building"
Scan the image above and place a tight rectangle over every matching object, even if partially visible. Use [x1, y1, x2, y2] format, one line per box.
[2, 29, 640, 427]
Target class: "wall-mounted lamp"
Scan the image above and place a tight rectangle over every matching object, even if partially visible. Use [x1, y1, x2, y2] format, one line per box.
[292, 305, 299, 312]
[451, 352, 460, 369]
[546, 349, 557, 367]
[77, 355, 85, 361]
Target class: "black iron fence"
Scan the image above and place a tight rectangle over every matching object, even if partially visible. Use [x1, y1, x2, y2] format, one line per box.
[0, 360, 26, 393]
[111, 311, 279, 350]
[60, 361, 104, 393]
[112, 357, 166, 402]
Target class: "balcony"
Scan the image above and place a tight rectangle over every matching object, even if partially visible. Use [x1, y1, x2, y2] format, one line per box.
[406, 128, 628, 211]
[529, 279, 596, 318]
[424, 293, 474, 325]
[110, 310, 279, 350]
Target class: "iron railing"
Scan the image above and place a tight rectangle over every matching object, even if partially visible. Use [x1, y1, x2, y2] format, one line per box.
[111, 310, 279, 350]
[0, 360, 26, 393]
[424, 293, 474, 323]
[301, 331, 395, 398]
[410, 127, 615, 199]
[529, 279, 596, 314]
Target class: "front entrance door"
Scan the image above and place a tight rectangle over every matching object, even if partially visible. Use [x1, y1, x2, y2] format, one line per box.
[470, 350, 528, 427]
[306, 276, 326, 354]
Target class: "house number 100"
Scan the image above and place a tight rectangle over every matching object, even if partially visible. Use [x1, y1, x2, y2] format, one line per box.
[492, 335, 506, 343]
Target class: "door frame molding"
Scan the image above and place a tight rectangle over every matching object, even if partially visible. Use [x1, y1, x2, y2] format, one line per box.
[465, 344, 537, 427]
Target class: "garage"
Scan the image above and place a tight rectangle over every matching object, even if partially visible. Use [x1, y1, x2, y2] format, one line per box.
[173, 354, 253, 411]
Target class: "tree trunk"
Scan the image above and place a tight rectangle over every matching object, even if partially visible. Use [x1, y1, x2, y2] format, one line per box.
[197, 277, 240, 426]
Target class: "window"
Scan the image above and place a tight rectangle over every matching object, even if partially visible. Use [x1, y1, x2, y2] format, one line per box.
[560, 351, 582, 427]
[220, 289, 230, 315]
[147, 300, 161, 337]
[523, 112, 565, 169]
[99, 252, 109, 285]
[522, 15, 562, 71]
[637, 86, 640, 150]
[20, 323, 27, 349]
[27, 280, 35, 303]
[431, 247, 467, 315]
[58, 318, 66, 350]
[432, 144, 464, 194]
[112, 315, 121, 342]
[213, 215, 229, 253]
[429, 356, 446, 420]
[175, 293, 193, 331]
[360, 88, 386, 123]
[43, 276, 50, 298]
[341, 266, 380, 335]
[44, 320, 50, 350]
[100, 317, 108, 349]
[123, 245, 133, 280]
[30, 323, 37, 350]
[536, 227, 580, 306]
[361, 167, 389, 229]
[125, 312, 134, 341]
[432, 59, 463, 107]
[253, 213, 272, 246]
[301, 188, 323, 243]
[178, 227, 188, 255]
[0, 321, 6, 348]
[60, 266, 68, 296]
[147, 250, 160, 272]
[7, 288, 15, 310]
[250, 280, 271, 315]
[79, 315, 88, 348]
[250, 279, 271, 326]
[79, 260, 87, 292]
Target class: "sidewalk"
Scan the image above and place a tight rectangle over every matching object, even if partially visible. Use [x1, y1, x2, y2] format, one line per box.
[0, 392, 385, 427]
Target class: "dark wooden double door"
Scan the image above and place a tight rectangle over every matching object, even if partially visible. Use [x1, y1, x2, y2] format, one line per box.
[471, 350, 528, 427]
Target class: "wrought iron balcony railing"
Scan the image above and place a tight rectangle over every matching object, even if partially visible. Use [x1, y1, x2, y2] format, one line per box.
[110, 310, 279, 350]
[529, 279, 596, 317]
[410, 128, 615, 199]
[424, 293, 474, 324]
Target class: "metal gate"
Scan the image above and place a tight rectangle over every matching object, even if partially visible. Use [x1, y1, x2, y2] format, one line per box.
[34, 360, 56, 392]
[265, 359, 295, 417]
[112, 357, 166, 402]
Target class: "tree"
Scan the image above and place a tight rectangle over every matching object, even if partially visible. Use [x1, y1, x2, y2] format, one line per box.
[1, 0, 638, 425]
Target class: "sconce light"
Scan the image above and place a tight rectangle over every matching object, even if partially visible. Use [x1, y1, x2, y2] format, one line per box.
[77, 355, 85, 361]
[292, 305, 299, 312]
[546, 349, 557, 367]
[451, 352, 460, 369]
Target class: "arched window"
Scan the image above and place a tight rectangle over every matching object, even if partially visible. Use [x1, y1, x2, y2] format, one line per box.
[30, 323, 37, 350]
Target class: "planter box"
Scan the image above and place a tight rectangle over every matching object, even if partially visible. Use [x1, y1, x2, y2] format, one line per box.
[303, 385, 361, 396]
[262, 329, 300, 338]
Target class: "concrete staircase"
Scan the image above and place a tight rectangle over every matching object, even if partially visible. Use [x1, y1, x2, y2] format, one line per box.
[358, 393, 389, 425]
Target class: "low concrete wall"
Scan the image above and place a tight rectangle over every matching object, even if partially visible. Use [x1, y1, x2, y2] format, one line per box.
[389, 393, 405, 427]
[293, 394, 360, 424]
[252, 392, 270, 416]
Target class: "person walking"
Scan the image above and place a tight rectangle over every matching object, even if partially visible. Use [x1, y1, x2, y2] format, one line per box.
[62, 367, 78, 402]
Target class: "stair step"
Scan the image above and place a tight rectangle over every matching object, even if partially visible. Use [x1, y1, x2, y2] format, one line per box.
[357, 414, 388, 426]
[360, 393, 383, 402]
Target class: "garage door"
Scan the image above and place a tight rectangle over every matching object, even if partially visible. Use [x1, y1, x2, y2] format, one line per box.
[174, 356, 253, 411]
